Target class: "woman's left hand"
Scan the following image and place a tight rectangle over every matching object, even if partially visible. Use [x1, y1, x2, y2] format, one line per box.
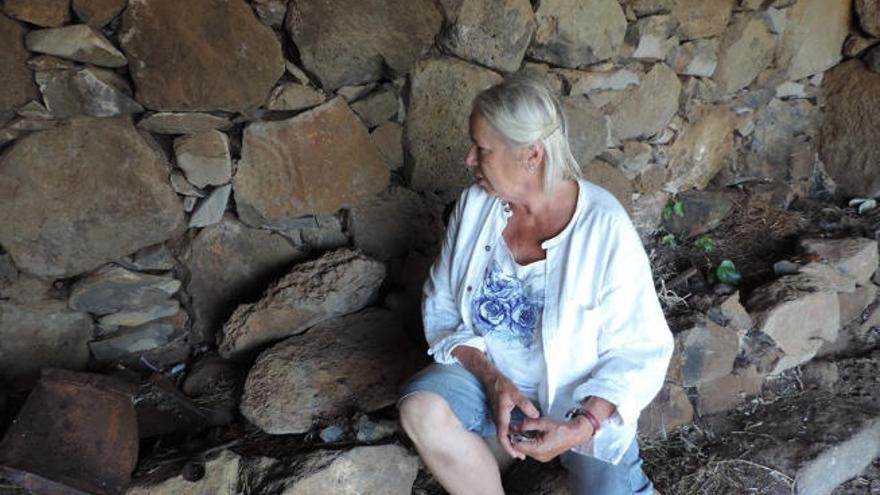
[509, 416, 593, 463]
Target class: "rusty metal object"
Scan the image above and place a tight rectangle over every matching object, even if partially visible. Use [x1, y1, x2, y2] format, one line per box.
[0, 369, 138, 495]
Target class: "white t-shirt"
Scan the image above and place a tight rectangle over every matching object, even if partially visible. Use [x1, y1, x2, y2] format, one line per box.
[471, 242, 546, 401]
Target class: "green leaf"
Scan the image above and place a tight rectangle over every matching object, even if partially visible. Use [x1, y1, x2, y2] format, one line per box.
[716, 259, 742, 285]
[662, 205, 673, 221]
[694, 237, 715, 253]
[673, 200, 686, 217]
[661, 233, 676, 246]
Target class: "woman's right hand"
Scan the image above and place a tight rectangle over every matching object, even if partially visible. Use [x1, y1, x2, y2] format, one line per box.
[484, 371, 540, 460]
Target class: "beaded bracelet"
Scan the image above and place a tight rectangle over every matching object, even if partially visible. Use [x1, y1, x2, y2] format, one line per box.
[564, 406, 601, 436]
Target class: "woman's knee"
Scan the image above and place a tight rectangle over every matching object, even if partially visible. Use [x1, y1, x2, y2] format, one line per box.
[399, 391, 458, 441]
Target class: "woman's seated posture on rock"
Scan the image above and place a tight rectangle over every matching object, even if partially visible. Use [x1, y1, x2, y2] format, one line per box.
[398, 75, 673, 495]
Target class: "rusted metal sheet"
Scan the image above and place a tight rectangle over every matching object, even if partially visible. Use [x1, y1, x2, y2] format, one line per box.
[0, 369, 138, 495]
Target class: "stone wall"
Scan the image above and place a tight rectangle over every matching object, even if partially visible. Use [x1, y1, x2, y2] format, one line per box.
[0, 0, 878, 407]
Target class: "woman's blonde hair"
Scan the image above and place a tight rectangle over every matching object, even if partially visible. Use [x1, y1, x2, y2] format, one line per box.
[473, 74, 581, 193]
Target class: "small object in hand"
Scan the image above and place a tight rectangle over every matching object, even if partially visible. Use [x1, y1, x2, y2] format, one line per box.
[508, 429, 542, 443]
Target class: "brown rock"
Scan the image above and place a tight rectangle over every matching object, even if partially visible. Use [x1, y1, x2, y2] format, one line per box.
[120, 0, 284, 112]
[528, 0, 627, 68]
[286, 0, 442, 91]
[776, 0, 850, 81]
[713, 14, 775, 95]
[26, 25, 127, 67]
[0, 118, 184, 278]
[800, 237, 879, 286]
[638, 382, 694, 438]
[582, 160, 634, 213]
[219, 249, 385, 358]
[3, 0, 69, 27]
[240, 308, 425, 433]
[173, 130, 232, 188]
[0, 14, 37, 113]
[695, 365, 763, 415]
[137, 112, 232, 134]
[405, 57, 502, 199]
[856, 0, 880, 37]
[563, 96, 608, 167]
[349, 186, 445, 261]
[662, 189, 734, 238]
[234, 98, 389, 226]
[716, 292, 754, 334]
[671, 0, 735, 41]
[265, 83, 325, 112]
[184, 214, 306, 342]
[440, 0, 535, 73]
[673, 316, 739, 387]
[350, 87, 398, 128]
[250, 0, 287, 28]
[605, 63, 681, 141]
[666, 104, 735, 192]
[72, 0, 125, 27]
[820, 60, 880, 198]
[844, 33, 879, 58]
[371, 122, 403, 170]
[35, 66, 143, 118]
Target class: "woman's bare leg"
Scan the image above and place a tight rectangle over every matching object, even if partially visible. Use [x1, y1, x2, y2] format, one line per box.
[399, 391, 504, 495]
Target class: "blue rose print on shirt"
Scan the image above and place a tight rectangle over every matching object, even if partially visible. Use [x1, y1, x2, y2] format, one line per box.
[472, 261, 544, 349]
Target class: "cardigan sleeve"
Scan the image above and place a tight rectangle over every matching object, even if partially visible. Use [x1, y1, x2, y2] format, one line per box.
[423, 190, 487, 364]
[571, 216, 674, 427]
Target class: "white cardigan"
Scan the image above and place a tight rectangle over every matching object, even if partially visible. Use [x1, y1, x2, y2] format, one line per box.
[422, 179, 673, 465]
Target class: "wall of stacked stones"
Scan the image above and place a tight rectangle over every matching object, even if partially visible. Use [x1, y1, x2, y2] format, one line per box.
[1, 0, 879, 435]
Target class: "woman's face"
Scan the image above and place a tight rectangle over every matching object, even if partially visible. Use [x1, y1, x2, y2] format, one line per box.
[464, 111, 534, 200]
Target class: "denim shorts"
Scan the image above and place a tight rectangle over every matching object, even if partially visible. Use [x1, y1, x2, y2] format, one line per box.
[400, 362, 654, 495]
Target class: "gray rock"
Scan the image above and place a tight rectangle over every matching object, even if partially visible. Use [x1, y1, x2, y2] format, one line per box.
[519, 63, 565, 95]
[0, 14, 38, 113]
[857, 0, 880, 37]
[3, 0, 69, 27]
[716, 292, 755, 334]
[371, 122, 403, 170]
[694, 365, 763, 415]
[528, 0, 627, 68]
[219, 249, 385, 358]
[98, 298, 180, 327]
[0, 253, 18, 285]
[189, 184, 231, 228]
[0, 300, 93, 387]
[349, 186, 445, 261]
[279, 215, 350, 252]
[763, 7, 786, 34]
[667, 39, 718, 77]
[284, 61, 311, 86]
[713, 14, 775, 96]
[174, 130, 232, 189]
[560, 68, 640, 96]
[820, 61, 880, 198]
[671, 0, 735, 40]
[89, 322, 177, 364]
[251, 0, 287, 28]
[839, 284, 878, 325]
[800, 237, 879, 286]
[120, 0, 284, 112]
[183, 196, 197, 213]
[745, 98, 817, 181]
[72, 0, 126, 27]
[605, 63, 681, 141]
[0, 117, 185, 278]
[625, 14, 679, 60]
[563, 96, 609, 166]
[170, 171, 204, 197]
[265, 83, 325, 112]
[69, 264, 180, 315]
[620, 141, 653, 175]
[582, 159, 635, 213]
[240, 308, 423, 433]
[747, 276, 840, 374]
[35, 67, 144, 118]
[867, 44, 880, 74]
[184, 214, 306, 342]
[627, 0, 674, 16]
[235, 98, 389, 226]
[138, 112, 233, 134]
[405, 57, 502, 199]
[440, 0, 535, 72]
[796, 262, 857, 294]
[638, 382, 694, 438]
[286, 0, 442, 90]
[672, 316, 739, 387]
[336, 83, 376, 103]
[350, 87, 398, 128]
[26, 25, 127, 67]
[128, 450, 240, 495]
[354, 413, 398, 442]
[662, 190, 734, 238]
[630, 191, 670, 240]
[666, 104, 735, 193]
[775, 81, 807, 98]
[776, 0, 850, 81]
[122, 244, 176, 272]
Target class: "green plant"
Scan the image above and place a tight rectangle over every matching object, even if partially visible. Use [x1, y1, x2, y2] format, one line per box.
[715, 259, 742, 285]
[662, 198, 686, 221]
[693, 237, 715, 253]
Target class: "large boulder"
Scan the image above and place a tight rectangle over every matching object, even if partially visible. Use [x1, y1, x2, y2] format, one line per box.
[712, 14, 775, 96]
[776, 0, 850, 81]
[604, 63, 681, 141]
[219, 249, 385, 358]
[440, 0, 534, 72]
[234, 98, 388, 227]
[405, 57, 502, 199]
[119, 0, 284, 112]
[0, 118, 184, 279]
[240, 308, 425, 434]
[665, 104, 735, 193]
[819, 60, 880, 198]
[183, 214, 306, 342]
[527, 0, 627, 69]
[0, 14, 38, 112]
[286, 0, 442, 91]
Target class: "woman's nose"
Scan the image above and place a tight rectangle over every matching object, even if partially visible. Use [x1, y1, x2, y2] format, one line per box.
[464, 145, 477, 168]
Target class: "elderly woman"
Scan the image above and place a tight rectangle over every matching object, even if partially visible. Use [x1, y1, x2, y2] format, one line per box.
[398, 75, 673, 495]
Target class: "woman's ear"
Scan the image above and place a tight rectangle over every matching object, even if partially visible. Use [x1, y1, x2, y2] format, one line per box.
[528, 142, 545, 170]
